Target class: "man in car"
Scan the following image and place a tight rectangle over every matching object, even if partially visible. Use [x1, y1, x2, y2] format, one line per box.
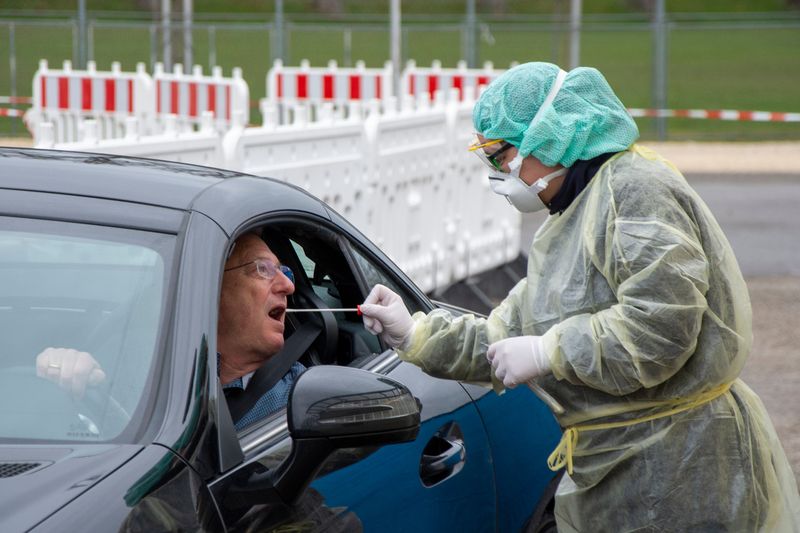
[35, 231, 302, 430]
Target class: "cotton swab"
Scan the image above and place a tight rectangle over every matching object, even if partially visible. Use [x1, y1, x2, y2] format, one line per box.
[285, 305, 362, 315]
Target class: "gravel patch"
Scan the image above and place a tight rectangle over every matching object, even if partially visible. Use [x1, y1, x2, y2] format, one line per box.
[741, 276, 800, 485]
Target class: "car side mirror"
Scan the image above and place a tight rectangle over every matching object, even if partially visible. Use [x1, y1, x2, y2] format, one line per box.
[224, 365, 420, 509]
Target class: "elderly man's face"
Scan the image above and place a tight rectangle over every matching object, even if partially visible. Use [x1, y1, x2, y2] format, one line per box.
[218, 234, 295, 362]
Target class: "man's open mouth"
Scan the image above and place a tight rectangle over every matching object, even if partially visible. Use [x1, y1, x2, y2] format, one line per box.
[268, 304, 286, 320]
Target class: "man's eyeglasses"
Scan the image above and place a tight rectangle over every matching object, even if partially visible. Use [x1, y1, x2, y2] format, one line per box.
[225, 259, 295, 284]
[468, 136, 514, 170]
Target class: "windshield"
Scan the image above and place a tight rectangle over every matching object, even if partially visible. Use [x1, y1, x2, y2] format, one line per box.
[0, 216, 174, 442]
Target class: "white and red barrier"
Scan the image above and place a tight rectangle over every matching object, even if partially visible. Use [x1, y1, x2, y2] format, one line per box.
[35, 111, 224, 169]
[401, 59, 501, 102]
[262, 59, 500, 124]
[265, 59, 393, 124]
[29, 59, 153, 143]
[267, 59, 392, 105]
[153, 63, 249, 133]
[26, 60, 250, 145]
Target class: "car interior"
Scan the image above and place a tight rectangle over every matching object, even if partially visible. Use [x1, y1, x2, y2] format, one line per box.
[0, 220, 170, 442]
[257, 220, 427, 373]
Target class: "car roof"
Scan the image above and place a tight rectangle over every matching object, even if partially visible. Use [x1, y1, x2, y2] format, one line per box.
[0, 148, 332, 235]
[0, 148, 236, 210]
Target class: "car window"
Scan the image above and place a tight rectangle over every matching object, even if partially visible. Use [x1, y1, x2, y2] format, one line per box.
[225, 219, 432, 440]
[284, 232, 383, 365]
[347, 244, 428, 316]
[0, 216, 174, 442]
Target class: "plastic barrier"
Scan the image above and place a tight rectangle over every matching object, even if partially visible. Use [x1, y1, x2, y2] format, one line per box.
[153, 63, 250, 133]
[268, 59, 392, 104]
[224, 92, 519, 292]
[26, 60, 250, 145]
[28, 59, 153, 143]
[263, 59, 503, 125]
[35, 112, 224, 168]
[445, 88, 520, 282]
[401, 59, 501, 102]
[265, 59, 393, 124]
[37, 89, 519, 293]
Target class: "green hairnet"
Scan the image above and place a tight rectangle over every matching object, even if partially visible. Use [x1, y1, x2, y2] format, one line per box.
[472, 62, 639, 167]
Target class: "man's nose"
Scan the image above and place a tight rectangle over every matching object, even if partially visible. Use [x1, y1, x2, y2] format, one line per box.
[274, 271, 295, 295]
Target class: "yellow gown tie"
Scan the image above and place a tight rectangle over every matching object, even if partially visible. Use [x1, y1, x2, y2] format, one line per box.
[547, 382, 732, 475]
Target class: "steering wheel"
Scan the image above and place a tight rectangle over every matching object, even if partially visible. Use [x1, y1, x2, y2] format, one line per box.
[0, 366, 130, 440]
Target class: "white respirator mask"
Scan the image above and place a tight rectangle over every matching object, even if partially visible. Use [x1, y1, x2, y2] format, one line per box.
[489, 159, 567, 213]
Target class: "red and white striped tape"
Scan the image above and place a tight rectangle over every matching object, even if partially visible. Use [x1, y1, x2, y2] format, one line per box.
[0, 96, 32, 105]
[0, 107, 25, 118]
[627, 108, 800, 123]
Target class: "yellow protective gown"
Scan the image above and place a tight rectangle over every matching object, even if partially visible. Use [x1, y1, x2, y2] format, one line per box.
[399, 145, 800, 532]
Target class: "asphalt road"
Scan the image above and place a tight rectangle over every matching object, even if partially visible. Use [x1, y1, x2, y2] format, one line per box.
[690, 172, 800, 486]
[519, 169, 800, 485]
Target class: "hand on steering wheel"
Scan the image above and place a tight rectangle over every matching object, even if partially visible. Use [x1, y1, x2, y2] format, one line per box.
[35, 347, 107, 400]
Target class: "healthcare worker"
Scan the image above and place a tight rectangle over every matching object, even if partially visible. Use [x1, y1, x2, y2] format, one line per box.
[359, 62, 800, 531]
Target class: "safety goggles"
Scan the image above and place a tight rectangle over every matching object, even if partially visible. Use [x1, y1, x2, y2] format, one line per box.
[468, 136, 515, 171]
[225, 259, 295, 284]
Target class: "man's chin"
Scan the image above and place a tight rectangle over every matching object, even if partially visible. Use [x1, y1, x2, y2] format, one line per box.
[263, 334, 285, 356]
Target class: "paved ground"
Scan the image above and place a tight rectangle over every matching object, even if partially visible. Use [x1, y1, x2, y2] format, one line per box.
[741, 276, 800, 484]
[651, 141, 800, 485]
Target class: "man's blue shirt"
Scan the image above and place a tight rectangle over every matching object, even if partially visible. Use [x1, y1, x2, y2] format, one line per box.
[222, 360, 306, 431]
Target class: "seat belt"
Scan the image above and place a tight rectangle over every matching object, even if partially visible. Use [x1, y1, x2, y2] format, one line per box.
[225, 320, 322, 424]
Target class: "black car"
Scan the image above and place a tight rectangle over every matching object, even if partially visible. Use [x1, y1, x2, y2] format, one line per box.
[0, 148, 561, 532]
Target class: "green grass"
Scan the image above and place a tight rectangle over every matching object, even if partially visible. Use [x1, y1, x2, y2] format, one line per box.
[1, 19, 799, 140]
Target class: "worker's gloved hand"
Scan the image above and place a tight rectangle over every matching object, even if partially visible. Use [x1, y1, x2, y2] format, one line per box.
[35, 347, 106, 399]
[487, 336, 551, 388]
[360, 284, 415, 349]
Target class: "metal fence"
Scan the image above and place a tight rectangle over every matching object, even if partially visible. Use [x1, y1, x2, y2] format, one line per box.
[2, 10, 800, 140]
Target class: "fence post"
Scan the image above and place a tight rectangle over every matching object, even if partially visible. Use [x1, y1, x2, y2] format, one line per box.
[464, 0, 477, 68]
[8, 22, 17, 136]
[273, 0, 284, 62]
[343, 28, 352, 67]
[78, 0, 87, 69]
[652, 0, 668, 140]
[149, 23, 157, 71]
[569, 0, 582, 69]
[183, 0, 193, 70]
[87, 19, 94, 63]
[162, 0, 172, 72]
[208, 25, 216, 69]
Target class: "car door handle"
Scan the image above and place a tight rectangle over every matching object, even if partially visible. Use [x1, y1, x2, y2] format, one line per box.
[419, 435, 466, 486]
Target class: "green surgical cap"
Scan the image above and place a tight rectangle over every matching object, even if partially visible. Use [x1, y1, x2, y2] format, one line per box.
[472, 62, 639, 167]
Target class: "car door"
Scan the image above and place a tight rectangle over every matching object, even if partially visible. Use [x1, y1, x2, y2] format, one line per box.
[220, 215, 499, 532]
